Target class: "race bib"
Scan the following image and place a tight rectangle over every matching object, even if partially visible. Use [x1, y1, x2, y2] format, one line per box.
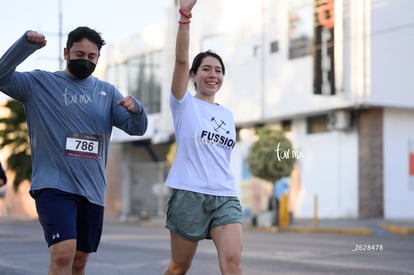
[65, 132, 103, 159]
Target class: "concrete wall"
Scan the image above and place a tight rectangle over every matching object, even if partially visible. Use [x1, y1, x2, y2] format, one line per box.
[358, 108, 384, 218]
[291, 118, 359, 218]
[370, 0, 414, 108]
[383, 108, 414, 218]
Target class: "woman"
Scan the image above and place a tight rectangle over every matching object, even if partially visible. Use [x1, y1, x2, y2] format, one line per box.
[163, 0, 243, 274]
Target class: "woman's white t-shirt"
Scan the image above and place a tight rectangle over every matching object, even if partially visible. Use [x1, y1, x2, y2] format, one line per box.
[165, 91, 238, 197]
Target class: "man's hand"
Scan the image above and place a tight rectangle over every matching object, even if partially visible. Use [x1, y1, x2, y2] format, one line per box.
[26, 31, 47, 47]
[117, 96, 138, 113]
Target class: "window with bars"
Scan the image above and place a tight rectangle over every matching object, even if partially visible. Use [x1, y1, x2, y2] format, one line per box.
[105, 51, 163, 114]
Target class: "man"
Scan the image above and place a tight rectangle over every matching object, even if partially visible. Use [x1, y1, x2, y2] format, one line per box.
[0, 27, 148, 274]
[0, 161, 6, 187]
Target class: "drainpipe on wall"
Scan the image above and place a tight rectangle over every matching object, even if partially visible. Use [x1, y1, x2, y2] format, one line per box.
[351, 0, 371, 107]
[260, 0, 266, 120]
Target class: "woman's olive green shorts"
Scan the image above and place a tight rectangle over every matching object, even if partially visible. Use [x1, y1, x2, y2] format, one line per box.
[165, 189, 242, 241]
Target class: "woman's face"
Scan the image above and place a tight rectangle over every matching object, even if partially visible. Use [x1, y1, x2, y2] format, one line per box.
[191, 56, 224, 96]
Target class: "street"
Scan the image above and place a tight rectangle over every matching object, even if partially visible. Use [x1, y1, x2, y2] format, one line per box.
[1, 218, 413, 275]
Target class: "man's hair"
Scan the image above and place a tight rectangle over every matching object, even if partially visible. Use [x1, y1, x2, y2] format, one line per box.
[66, 26, 106, 51]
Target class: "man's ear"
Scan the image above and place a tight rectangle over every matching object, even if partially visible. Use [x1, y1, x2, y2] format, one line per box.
[63, 48, 69, 61]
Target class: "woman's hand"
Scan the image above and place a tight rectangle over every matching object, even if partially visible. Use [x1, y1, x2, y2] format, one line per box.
[180, 0, 197, 14]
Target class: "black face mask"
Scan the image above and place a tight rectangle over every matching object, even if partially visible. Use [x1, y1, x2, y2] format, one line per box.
[67, 59, 96, 79]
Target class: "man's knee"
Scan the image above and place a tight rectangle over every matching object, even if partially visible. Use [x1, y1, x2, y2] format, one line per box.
[73, 251, 89, 271]
[53, 251, 74, 267]
[50, 240, 76, 268]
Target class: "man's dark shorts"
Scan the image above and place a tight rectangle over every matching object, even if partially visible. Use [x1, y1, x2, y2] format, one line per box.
[31, 188, 104, 253]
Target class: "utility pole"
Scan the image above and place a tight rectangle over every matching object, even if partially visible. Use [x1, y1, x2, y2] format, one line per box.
[58, 0, 63, 69]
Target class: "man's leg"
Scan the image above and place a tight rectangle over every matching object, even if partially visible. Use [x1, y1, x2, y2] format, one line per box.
[48, 239, 76, 275]
[72, 250, 90, 275]
[48, 240, 90, 275]
[33, 189, 78, 275]
[73, 196, 104, 274]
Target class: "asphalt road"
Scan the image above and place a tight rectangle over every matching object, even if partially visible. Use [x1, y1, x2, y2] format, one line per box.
[1, 218, 413, 275]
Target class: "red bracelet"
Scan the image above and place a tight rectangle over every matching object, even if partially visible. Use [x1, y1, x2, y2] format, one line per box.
[178, 20, 191, 24]
[179, 8, 192, 19]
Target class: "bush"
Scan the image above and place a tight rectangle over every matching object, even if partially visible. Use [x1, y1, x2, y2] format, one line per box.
[246, 126, 295, 183]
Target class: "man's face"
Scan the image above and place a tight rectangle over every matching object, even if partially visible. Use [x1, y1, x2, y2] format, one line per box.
[64, 38, 99, 63]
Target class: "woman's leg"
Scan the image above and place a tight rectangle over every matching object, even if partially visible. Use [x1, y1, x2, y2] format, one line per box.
[163, 230, 198, 275]
[211, 223, 243, 275]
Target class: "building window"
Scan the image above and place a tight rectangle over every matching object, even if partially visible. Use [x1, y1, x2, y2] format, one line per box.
[281, 120, 291, 132]
[307, 114, 329, 134]
[288, 4, 313, 60]
[270, 40, 279, 53]
[105, 51, 162, 114]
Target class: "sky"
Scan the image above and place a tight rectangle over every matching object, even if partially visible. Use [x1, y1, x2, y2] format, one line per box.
[1, 0, 173, 72]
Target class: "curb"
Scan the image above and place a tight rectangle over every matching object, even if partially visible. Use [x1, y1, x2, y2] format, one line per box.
[126, 221, 414, 236]
[379, 224, 414, 235]
[281, 227, 372, 235]
[245, 226, 372, 235]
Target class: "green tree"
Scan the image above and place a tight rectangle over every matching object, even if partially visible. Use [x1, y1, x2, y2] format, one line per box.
[0, 99, 31, 191]
[246, 126, 295, 184]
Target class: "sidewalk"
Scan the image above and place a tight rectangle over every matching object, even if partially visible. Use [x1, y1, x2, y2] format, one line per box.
[2, 215, 414, 236]
[141, 215, 414, 236]
[245, 217, 414, 235]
